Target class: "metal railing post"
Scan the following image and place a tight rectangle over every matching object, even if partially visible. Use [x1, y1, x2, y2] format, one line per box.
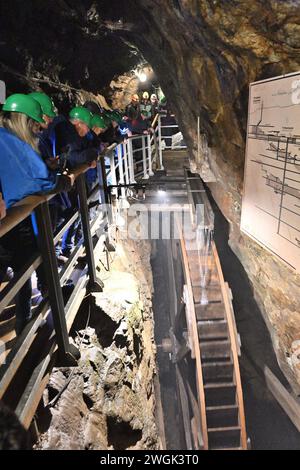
[158, 115, 163, 169]
[117, 145, 126, 198]
[97, 156, 113, 226]
[147, 133, 154, 177]
[123, 142, 130, 185]
[127, 138, 136, 184]
[77, 174, 104, 292]
[35, 202, 80, 365]
[142, 135, 148, 179]
[97, 158, 107, 205]
[109, 150, 117, 194]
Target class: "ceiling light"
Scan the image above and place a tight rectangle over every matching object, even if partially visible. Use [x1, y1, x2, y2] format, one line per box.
[139, 72, 147, 83]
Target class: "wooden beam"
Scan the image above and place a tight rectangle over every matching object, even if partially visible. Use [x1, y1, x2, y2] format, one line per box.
[225, 283, 241, 356]
[265, 366, 300, 433]
[176, 364, 193, 450]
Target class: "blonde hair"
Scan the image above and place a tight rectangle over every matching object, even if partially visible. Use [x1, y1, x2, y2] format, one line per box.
[0, 112, 39, 152]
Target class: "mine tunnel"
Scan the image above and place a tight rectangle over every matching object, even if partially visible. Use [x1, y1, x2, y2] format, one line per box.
[0, 0, 300, 454]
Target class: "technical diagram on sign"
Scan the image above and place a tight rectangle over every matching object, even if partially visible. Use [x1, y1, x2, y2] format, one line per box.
[241, 72, 300, 272]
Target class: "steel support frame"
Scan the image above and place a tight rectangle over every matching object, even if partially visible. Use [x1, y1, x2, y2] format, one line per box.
[35, 202, 80, 366]
[76, 174, 104, 292]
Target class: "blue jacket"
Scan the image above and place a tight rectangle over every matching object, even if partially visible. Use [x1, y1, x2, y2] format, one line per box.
[0, 128, 56, 208]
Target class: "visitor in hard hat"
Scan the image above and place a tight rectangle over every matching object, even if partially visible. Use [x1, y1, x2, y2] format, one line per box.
[150, 93, 159, 118]
[56, 106, 99, 258]
[0, 94, 74, 208]
[83, 114, 108, 194]
[101, 110, 128, 145]
[140, 91, 152, 121]
[125, 94, 140, 121]
[91, 114, 108, 136]
[30, 91, 74, 266]
[36, 103, 98, 260]
[83, 100, 102, 116]
[129, 109, 152, 135]
[29, 91, 57, 127]
[29, 91, 60, 171]
[0, 93, 74, 334]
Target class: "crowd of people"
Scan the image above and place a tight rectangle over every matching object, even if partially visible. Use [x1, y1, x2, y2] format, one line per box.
[0, 88, 166, 335]
[124, 91, 164, 134]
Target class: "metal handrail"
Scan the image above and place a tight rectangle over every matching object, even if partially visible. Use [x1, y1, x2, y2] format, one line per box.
[0, 156, 107, 421]
[0, 161, 93, 238]
[211, 242, 248, 450]
[0, 112, 162, 428]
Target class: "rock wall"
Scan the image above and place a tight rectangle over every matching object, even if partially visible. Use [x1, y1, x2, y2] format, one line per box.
[37, 239, 158, 450]
[105, 72, 139, 110]
[0, 0, 142, 110]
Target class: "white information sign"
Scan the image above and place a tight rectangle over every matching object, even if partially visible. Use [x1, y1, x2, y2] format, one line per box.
[241, 71, 300, 271]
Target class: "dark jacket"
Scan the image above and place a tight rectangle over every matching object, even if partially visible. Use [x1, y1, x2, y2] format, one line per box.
[128, 117, 150, 135]
[101, 125, 124, 145]
[39, 115, 98, 169]
[125, 103, 140, 120]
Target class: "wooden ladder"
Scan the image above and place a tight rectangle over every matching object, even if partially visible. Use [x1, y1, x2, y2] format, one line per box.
[181, 236, 247, 450]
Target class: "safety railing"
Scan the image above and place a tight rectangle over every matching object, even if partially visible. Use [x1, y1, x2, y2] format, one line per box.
[0, 112, 162, 426]
[0, 156, 110, 426]
[0, 110, 177, 427]
[105, 114, 162, 197]
[157, 113, 187, 157]
[103, 112, 185, 193]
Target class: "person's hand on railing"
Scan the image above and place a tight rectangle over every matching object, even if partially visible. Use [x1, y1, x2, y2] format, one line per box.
[0, 193, 6, 220]
[45, 156, 60, 171]
[68, 173, 75, 186]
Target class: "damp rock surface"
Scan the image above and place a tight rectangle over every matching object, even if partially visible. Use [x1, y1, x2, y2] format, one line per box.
[36, 240, 158, 450]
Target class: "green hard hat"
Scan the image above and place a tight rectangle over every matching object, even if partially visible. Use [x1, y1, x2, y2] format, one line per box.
[102, 113, 111, 127]
[110, 111, 123, 124]
[69, 106, 93, 128]
[29, 92, 57, 118]
[2, 93, 45, 123]
[91, 114, 107, 129]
